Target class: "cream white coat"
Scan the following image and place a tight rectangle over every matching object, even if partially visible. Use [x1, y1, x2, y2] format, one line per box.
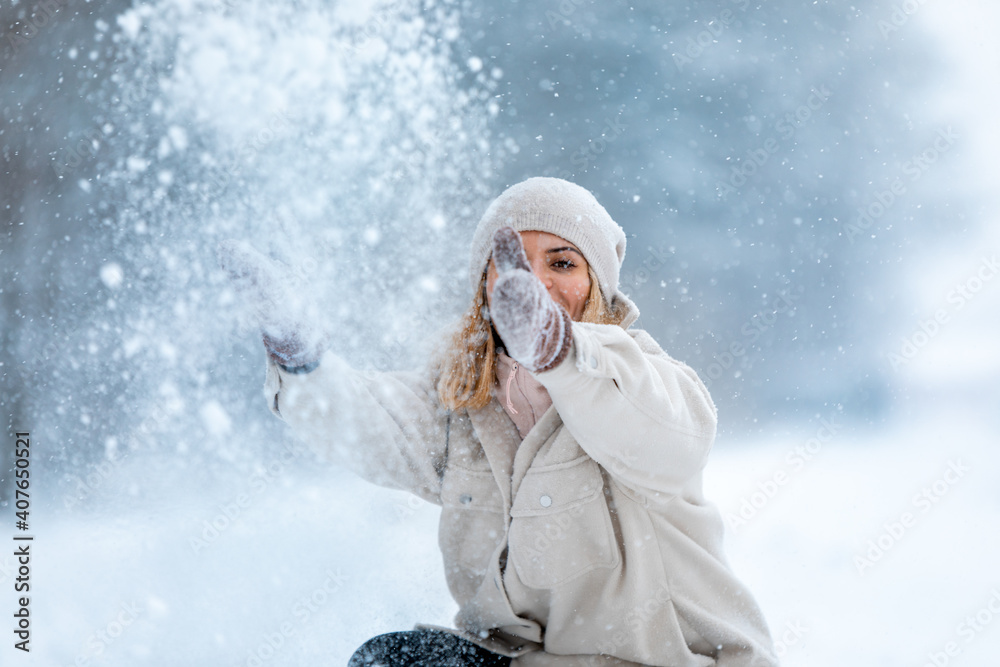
[263, 322, 777, 666]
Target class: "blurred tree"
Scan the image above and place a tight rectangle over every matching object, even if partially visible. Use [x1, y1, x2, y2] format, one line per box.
[2, 0, 135, 498]
[0, 0, 973, 499]
[455, 0, 969, 432]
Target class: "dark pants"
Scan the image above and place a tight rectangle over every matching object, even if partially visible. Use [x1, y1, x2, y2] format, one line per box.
[348, 629, 512, 667]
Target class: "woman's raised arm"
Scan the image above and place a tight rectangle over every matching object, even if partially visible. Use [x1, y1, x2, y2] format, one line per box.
[265, 355, 448, 505]
[486, 226, 717, 499]
[218, 239, 448, 503]
[535, 322, 718, 500]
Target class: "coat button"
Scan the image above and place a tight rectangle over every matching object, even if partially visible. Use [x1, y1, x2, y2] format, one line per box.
[459, 494, 473, 504]
[539, 495, 552, 508]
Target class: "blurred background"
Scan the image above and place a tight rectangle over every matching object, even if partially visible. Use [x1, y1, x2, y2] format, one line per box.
[1, 1, 998, 666]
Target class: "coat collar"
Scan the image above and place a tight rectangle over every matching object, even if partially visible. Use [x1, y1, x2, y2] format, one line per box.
[494, 350, 554, 439]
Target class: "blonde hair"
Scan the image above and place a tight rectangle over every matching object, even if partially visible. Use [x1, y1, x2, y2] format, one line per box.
[437, 265, 626, 410]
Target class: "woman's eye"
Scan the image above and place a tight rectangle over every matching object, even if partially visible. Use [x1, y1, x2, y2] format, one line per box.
[552, 259, 576, 270]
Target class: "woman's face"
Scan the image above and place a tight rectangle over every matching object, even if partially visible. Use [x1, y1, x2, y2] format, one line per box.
[486, 230, 591, 322]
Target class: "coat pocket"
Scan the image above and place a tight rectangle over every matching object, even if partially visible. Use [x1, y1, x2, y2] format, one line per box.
[508, 457, 620, 589]
[439, 468, 506, 576]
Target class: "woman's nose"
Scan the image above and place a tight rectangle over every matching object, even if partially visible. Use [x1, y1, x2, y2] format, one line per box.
[529, 259, 551, 285]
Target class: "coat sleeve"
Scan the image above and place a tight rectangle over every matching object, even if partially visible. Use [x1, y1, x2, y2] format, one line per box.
[262, 349, 448, 504]
[533, 322, 717, 499]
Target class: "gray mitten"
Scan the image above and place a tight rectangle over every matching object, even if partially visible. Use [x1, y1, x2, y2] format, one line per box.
[490, 227, 573, 373]
[217, 239, 327, 371]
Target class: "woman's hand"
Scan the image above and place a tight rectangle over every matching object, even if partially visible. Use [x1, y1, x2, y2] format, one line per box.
[217, 239, 327, 370]
[490, 227, 573, 372]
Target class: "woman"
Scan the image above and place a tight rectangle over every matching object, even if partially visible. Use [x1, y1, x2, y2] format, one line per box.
[219, 177, 778, 666]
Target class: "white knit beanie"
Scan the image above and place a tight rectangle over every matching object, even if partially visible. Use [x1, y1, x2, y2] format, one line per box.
[469, 177, 640, 327]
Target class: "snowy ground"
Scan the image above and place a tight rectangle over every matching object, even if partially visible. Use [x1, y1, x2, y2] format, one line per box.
[4, 389, 997, 667]
[711, 401, 1000, 667]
